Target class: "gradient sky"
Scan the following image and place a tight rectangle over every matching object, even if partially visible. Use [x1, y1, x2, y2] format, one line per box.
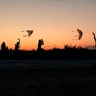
[0, 0, 96, 50]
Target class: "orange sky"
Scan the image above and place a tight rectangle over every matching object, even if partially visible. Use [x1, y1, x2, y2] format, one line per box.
[0, 0, 96, 50]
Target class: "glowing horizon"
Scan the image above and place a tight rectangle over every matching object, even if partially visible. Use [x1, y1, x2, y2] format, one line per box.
[0, 0, 96, 50]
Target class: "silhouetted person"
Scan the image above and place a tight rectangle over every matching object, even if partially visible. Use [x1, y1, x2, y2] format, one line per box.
[92, 32, 96, 48]
[1, 42, 9, 59]
[15, 38, 20, 51]
[37, 39, 44, 51]
[1, 42, 7, 51]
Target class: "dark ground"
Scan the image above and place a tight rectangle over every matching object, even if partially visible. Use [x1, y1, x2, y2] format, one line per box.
[0, 65, 96, 96]
[0, 41, 96, 95]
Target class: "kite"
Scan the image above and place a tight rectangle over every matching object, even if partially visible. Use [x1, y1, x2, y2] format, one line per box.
[77, 28, 83, 40]
[73, 28, 83, 40]
[22, 30, 33, 37]
[92, 32, 96, 41]
[26, 30, 33, 37]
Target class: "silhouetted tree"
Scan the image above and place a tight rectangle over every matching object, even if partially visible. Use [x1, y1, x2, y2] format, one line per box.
[37, 39, 44, 50]
[15, 38, 20, 51]
[64, 44, 71, 49]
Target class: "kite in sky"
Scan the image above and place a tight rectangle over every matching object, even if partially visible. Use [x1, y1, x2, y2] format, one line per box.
[73, 28, 83, 40]
[77, 28, 83, 40]
[22, 30, 33, 37]
[92, 32, 96, 48]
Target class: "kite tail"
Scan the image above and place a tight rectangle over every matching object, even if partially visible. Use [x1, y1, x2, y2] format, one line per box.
[23, 35, 28, 37]
[74, 35, 78, 37]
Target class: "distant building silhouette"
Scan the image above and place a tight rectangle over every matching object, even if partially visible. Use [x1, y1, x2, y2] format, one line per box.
[37, 39, 44, 51]
[15, 38, 20, 51]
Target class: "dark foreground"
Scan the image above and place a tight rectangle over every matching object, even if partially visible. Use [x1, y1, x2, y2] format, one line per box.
[0, 60, 96, 96]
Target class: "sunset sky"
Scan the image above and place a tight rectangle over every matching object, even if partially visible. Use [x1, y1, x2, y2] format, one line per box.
[0, 0, 96, 50]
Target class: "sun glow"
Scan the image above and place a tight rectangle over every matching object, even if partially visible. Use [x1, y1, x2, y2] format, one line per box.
[0, 0, 96, 50]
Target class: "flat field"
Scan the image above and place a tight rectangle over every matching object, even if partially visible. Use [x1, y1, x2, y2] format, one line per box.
[0, 60, 96, 96]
